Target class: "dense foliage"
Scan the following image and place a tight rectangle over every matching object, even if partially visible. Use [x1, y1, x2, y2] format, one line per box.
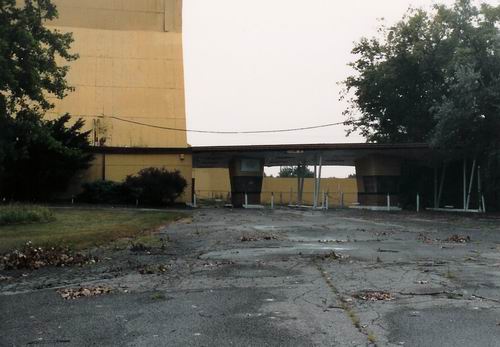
[343, 0, 500, 156]
[79, 168, 188, 206]
[0, 0, 92, 201]
[343, 0, 500, 209]
[278, 166, 315, 178]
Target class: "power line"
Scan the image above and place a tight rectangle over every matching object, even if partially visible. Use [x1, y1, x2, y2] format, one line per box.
[73, 114, 346, 134]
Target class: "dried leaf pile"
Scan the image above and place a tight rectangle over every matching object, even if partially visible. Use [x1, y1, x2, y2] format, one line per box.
[240, 234, 279, 242]
[202, 260, 235, 267]
[138, 264, 170, 274]
[1, 242, 97, 270]
[57, 286, 112, 300]
[318, 251, 347, 261]
[355, 291, 395, 301]
[444, 235, 471, 243]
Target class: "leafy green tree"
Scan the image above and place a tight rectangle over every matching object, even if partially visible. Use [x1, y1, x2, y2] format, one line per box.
[0, 0, 77, 116]
[279, 166, 315, 178]
[0, 0, 91, 200]
[342, 0, 500, 158]
[2, 113, 92, 200]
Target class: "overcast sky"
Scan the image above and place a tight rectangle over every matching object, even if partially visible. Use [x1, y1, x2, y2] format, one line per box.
[182, 0, 484, 176]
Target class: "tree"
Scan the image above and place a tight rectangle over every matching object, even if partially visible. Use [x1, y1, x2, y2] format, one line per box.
[2, 113, 92, 200]
[0, 0, 91, 200]
[279, 166, 315, 178]
[0, 0, 77, 117]
[342, 0, 500, 158]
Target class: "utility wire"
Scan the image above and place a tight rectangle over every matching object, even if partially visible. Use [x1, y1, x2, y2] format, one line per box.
[76, 114, 345, 134]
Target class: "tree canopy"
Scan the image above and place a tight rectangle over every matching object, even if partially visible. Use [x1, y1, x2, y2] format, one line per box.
[342, 0, 500, 159]
[278, 166, 315, 178]
[0, 0, 91, 201]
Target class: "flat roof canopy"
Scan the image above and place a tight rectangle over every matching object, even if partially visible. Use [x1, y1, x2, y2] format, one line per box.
[192, 143, 432, 168]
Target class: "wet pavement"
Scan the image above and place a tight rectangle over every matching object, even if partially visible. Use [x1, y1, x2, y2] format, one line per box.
[1, 208, 500, 346]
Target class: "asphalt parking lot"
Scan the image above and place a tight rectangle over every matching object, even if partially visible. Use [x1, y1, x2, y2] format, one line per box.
[1, 208, 500, 346]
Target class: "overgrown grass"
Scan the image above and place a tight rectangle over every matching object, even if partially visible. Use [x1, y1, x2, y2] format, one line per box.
[0, 208, 185, 253]
[0, 205, 55, 226]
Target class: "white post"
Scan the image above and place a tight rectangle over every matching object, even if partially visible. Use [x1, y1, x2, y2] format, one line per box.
[271, 192, 274, 209]
[340, 192, 344, 208]
[193, 194, 197, 208]
[416, 193, 420, 212]
[71, 196, 74, 205]
[387, 193, 391, 211]
[325, 193, 329, 210]
[481, 194, 486, 213]
[244, 193, 248, 208]
[321, 191, 325, 209]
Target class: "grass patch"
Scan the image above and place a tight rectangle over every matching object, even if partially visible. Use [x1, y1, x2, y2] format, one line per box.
[0, 208, 184, 253]
[0, 205, 54, 226]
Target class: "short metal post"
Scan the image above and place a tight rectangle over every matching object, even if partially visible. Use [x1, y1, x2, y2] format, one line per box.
[416, 193, 420, 212]
[244, 193, 248, 207]
[326, 193, 329, 210]
[136, 199, 139, 207]
[280, 192, 283, 206]
[271, 192, 274, 209]
[193, 194, 197, 208]
[71, 196, 74, 205]
[387, 193, 390, 211]
[340, 192, 344, 208]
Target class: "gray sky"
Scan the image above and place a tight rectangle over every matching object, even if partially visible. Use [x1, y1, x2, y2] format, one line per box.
[182, 0, 480, 176]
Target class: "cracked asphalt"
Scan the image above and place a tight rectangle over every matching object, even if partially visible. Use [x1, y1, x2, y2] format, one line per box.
[1, 208, 500, 346]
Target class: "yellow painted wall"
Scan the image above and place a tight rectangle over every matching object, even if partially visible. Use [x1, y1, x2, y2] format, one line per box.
[193, 169, 358, 206]
[261, 178, 358, 206]
[45, 0, 187, 148]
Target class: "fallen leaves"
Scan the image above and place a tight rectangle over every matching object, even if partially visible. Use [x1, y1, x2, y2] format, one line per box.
[57, 286, 112, 300]
[1, 241, 97, 270]
[444, 235, 471, 243]
[318, 251, 347, 261]
[240, 234, 279, 242]
[354, 291, 395, 301]
[202, 260, 235, 267]
[138, 264, 170, 275]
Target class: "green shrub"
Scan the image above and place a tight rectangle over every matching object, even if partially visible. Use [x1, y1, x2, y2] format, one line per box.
[124, 168, 187, 206]
[78, 168, 187, 206]
[77, 180, 125, 204]
[0, 205, 55, 225]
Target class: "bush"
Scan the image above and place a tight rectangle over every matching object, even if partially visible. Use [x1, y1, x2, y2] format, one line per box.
[0, 205, 55, 225]
[78, 168, 187, 206]
[124, 168, 187, 206]
[77, 181, 126, 204]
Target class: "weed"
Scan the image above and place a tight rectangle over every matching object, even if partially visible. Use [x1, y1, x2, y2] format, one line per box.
[0, 204, 54, 225]
[151, 292, 166, 300]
